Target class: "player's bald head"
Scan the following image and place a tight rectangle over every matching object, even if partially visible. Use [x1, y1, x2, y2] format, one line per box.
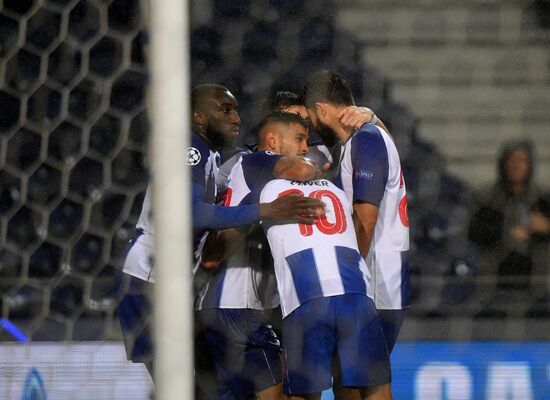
[191, 83, 231, 110]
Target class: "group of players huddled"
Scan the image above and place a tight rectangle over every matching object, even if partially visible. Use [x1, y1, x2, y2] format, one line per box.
[118, 70, 410, 400]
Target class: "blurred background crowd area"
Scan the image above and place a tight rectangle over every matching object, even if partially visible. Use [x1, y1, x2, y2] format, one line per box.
[0, 0, 549, 342]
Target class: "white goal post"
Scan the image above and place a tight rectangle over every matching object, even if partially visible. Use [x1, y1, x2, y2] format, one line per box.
[148, 0, 192, 399]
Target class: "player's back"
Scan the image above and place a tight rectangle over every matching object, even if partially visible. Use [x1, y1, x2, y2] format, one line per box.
[259, 179, 371, 318]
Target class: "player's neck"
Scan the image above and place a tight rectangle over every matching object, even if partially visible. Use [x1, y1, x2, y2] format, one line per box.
[195, 129, 217, 150]
[335, 124, 353, 142]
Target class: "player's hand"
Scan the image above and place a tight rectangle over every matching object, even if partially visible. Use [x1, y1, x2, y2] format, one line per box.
[529, 211, 550, 235]
[260, 194, 325, 224]
[338, 106, 374, 130]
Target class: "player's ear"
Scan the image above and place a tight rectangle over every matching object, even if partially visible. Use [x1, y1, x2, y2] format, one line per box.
[266, 131, 278, 151]
[193, 110, 206, 125]
[315, 102, 327, 118]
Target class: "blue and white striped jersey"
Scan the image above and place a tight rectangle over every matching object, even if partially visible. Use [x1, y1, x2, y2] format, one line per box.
[195, 151, 282, 310]
[259, 179, 371, 318]
[335, 124, 410, 309]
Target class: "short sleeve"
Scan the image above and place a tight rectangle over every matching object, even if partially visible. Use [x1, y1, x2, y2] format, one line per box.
[350, 126, 389, 206]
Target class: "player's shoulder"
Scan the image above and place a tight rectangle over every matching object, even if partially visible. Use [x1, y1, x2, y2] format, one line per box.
[220, 146, 252, 165]
[241, 150, 283, 170]
[351, 124, 391, 153]
[188, 133, 213, 168]
[354, 123, 385, 143]
[242, 150, 282, 162]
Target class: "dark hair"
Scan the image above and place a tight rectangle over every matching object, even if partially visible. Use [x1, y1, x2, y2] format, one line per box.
[260, 111, 309, 131]
[191, 83, 229, 109]
[497, 139, 534, 193]
[261, 91, 302, 118]
[303, 70, 355, 108]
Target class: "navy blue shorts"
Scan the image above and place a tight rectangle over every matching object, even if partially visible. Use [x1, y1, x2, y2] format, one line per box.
[282, 294, 391, 396]
[198, 308, 282, 400]
[378, 309, 405, 354]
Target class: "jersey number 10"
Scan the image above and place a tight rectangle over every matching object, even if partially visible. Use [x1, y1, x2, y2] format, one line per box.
[278, 189, 347, 236]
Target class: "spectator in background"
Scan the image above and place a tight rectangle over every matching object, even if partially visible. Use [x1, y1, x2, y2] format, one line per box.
[528, 194, 550, 297]
[533, 0, 550, 28]
[468, 140, 543, 298]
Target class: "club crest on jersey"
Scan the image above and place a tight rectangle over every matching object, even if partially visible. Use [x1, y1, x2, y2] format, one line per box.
[355, 169, 374, 180]
[187, 147, 201, 165]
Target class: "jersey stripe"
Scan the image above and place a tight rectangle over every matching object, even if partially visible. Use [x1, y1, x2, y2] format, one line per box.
[286, 249, 324, 305]
[336, 246, 367, 294]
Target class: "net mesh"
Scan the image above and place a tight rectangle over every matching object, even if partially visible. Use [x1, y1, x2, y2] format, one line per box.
[0, 0, 148, 342]
[1, 0, 550, 397]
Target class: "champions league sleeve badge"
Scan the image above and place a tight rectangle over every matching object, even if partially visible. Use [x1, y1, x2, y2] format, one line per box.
[187, 147, 201, 165]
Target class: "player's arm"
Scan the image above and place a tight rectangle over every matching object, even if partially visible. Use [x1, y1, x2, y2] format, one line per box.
[338, 106, 390, 135]
[353, 203, 379, 257]
[200, 229, 245, 269]
[349, 126, 389, 256]
[193, 183, 322, 230]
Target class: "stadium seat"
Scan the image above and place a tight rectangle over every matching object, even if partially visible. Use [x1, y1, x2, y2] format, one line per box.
[70, 234, 105, 274]
[5, 48, 42, 93]
[29, 242, 63, 278]
[298, 17, 335, 61]
[69, 157, 104, 197]
[48, 200, 84, 241]
[6, 284, 44, 319]
[269, 0, 305, 17]
[241, 21, 279, 64]
[7, 206, 42, 249]
[89, 37, 124, 77]
[27, 164, 62, 204]
[50, 277, 85, 317]
[213, 0, 251, 20]
[191, 26, 223, 67]
[0, 13, 19, 58]
[0, 170, 22, 215]
[0, 90, 21, 133]
[107, 0, 141, 33]
[68, 0, 101, 43]
[27, 85, 63, 127]
[0, 248, 23, 285]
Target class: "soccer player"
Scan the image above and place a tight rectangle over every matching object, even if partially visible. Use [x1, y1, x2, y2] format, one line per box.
[118, 84, 323, 381]
[196, 112, 315, 400]
[259, 178, 392, 400]
[260, 91, 383, 171]
[303, 71, 410, 355]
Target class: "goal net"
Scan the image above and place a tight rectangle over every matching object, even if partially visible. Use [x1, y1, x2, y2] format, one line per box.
[0, 0, 192, 398]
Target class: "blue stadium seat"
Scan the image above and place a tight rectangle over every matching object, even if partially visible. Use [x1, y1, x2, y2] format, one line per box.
[242, 21, 279, 64]
[213, 0, 251, 20]
[50, 277, 85, 317]
[29, 242, 62, 278]
[70, 233, 105, 274]
[48, 200, 84, 241]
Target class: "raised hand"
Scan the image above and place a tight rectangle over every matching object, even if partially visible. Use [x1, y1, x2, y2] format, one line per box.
[338, 106, 374, 130]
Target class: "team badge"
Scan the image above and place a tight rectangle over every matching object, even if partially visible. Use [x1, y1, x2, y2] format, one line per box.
[187, 147, 201, 165]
